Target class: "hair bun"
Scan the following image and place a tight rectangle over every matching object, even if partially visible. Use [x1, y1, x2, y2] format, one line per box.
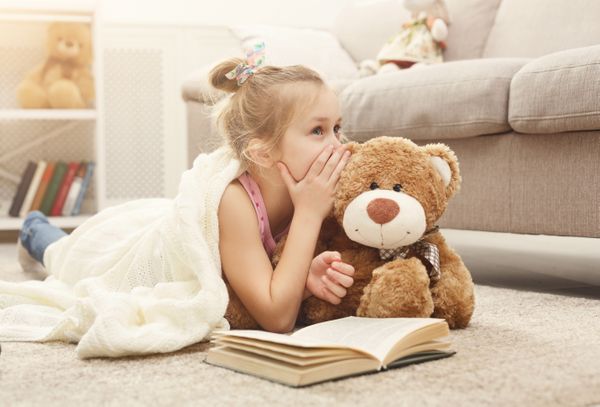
[209, 58, 244, 93]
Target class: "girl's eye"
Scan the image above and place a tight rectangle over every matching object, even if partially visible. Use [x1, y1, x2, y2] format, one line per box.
[393, 184, 403, 192]
[311, 125, 342, 137]
[370, 182, 379, 190]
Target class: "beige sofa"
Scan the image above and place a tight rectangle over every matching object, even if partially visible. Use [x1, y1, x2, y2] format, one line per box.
[182, 0, 600, 285]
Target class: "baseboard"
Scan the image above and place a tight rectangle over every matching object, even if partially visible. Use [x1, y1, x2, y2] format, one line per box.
[441, 228, 600, 286]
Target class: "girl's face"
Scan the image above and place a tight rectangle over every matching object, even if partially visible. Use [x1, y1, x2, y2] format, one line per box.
[275, 86, 343, 181]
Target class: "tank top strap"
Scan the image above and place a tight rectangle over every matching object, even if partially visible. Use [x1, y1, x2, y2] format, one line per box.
[237, 171, 288, 257]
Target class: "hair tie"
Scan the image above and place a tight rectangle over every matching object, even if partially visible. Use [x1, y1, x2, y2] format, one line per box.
[225, 41, 266, 85]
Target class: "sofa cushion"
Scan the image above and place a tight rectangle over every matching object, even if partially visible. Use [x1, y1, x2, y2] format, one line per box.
[483, 0, 600, 58]
[443, 0, 503, 62]
[509, 45, 600, 134]
[331, 0, 412, 63]
[333, 0, 502, 64]
[340, 58, 529, 141]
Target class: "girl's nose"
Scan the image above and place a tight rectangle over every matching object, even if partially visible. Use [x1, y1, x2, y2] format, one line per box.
[330, 137, 342, 148]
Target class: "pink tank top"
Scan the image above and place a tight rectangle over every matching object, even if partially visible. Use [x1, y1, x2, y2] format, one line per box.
[238, 171, 290, 258]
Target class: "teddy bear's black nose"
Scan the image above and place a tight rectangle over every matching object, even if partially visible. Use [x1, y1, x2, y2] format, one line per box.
[65, 40, 74, 47]
[367, 198, 399, 225]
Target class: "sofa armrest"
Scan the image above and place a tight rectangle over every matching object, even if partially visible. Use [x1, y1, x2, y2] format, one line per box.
[182, 63, 228, 106]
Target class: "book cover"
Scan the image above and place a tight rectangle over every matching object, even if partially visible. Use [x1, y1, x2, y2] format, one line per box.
[39, 161, 68, 216]
[61, 161, 87, 216]
[8, 161, 37, 217]
[71, 161, 95, 216]
[50, 161, 80, 216]
[19, 160, 47, 218]
[205, 317, 455, 387]
[30, 162, 56, 212]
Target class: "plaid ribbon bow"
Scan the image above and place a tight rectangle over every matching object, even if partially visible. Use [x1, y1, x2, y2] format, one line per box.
[225, 41, 266, 85]
[379, 226, 441, 286]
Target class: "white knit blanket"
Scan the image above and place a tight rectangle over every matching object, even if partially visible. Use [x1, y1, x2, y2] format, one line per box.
[0, 146, 241, 359]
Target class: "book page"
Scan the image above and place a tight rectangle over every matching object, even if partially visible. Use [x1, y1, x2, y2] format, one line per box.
[211, 329, 340, 349]
[291, 316, 447, 363]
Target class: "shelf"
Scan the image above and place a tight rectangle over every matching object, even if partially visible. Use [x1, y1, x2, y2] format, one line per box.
[0, 214, 92, 230]
[0, 109, 97, 120]
[0, 2, 101, 233]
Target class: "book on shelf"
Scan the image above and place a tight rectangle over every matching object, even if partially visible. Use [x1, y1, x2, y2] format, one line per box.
[8, 161, 37, 217]
[71, 161, 95, 216]
[205, 316, 455, 388]
[61, 161, 87, 216]
[39, 161, 68, 216]
[8, 160, 95, 218]
[30, 161, 56, 212]
[19, 160, 47, 218]
[50, 161, 80, 216]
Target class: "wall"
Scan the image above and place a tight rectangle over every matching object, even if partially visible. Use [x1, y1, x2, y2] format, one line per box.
[100, 0, 354, 29]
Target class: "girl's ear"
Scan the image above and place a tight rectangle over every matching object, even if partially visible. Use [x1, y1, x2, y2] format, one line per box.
[246, 138, 274, 168]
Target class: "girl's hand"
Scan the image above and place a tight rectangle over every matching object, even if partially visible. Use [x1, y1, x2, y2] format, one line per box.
[278, 145, 351, 220]
[306, 251, 354, 305]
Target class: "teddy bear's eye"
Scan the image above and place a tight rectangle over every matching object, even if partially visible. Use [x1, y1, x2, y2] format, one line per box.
[393, 184, 403, 192]
[370, 182, 379, 190]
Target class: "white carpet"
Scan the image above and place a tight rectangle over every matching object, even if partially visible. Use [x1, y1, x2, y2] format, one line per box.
[0, 244, 599, 406]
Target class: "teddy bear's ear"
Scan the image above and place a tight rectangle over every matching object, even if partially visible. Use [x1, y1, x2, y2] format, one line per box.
[423, 143, 461, 199]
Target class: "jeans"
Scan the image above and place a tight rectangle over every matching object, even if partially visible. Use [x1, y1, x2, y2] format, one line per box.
[20, 211, 68, 265]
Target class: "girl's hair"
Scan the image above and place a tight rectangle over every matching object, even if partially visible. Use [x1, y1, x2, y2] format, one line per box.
[208, 58, 326, 169]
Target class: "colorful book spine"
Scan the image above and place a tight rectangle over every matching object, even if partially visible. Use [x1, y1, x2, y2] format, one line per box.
[71, 161, 95, 216]
[8, 161, 37, 217]
[50, 161, 80, 216]
[61, 161, 87, 216]
[39, 161, 68, 216]
[30, 162, 56, 212]
[19, 160, 47, 218]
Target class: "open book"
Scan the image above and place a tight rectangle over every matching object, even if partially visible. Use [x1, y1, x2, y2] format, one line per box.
[205, 316, 455, 387]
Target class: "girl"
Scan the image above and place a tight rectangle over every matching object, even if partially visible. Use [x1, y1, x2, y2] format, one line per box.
[213, 54, 355, 333]
[16, 54, 355, 334]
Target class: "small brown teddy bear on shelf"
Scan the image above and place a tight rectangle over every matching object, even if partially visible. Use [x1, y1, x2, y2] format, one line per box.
[16, 22, 95, 109]
[224, 136, 475, 330]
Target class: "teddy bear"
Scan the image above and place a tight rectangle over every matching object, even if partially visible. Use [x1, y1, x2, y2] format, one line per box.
[359, 0, 450, 77]
[16, 22, 95, 109]
[224, 136, 475, 330]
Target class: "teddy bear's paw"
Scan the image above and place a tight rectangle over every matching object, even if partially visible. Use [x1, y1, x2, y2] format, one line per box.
[432, 305, 473, 329]
[48, 79, 85, 108]
[17, 81, 50, 108]
[431, 282, 475, 329]
[356, 258, 434, 318]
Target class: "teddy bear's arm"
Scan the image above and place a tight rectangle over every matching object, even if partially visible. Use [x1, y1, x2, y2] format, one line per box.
[41, 63, 63, 88]
[427, 233, 475, 329]
[356, 257, 434, 319]
[73, 68, 95, 104]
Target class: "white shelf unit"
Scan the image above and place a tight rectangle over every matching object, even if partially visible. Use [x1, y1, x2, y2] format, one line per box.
[0, 109, 98, 120]
[0, 2, 104, 231]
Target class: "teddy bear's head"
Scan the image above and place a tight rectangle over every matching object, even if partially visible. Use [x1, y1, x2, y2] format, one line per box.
[334, 136, 460, 249]
[46, 22, 92, 66]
